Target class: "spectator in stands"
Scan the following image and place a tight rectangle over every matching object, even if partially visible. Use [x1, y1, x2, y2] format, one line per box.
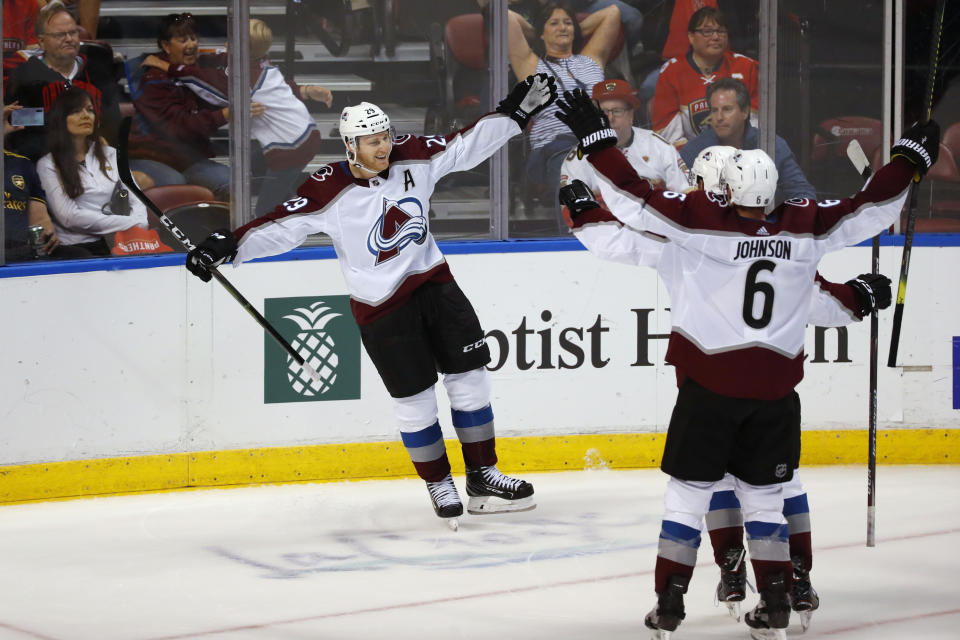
[37, 87, 148, 257]
[568, 0, 645, 58]
[3, 1, 41, 92]
[652, 6, 757, 148]
[492, 0, 643, 58]
[507, 2, 622, 204]
[681, 78, 815, 202]
[58, 0, 100, 39]
[560, 78, 690, 226]
[3, 102, 90, 261]
[5, 0, 121, 161]
[127, 12, 232, 200]
[177, 19, 330, 214]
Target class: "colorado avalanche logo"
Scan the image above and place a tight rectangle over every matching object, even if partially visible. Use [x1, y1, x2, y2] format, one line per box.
[367, 196, 427, 265]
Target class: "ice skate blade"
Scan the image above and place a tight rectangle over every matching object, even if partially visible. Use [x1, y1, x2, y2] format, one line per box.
[444, 517, 459, 532]
[798, 609, 813, 632]
[723, 600, 741, 622]
[748, 627, 786, 640]
[466, 495, 536, 514]
[648, 629, 672, 640]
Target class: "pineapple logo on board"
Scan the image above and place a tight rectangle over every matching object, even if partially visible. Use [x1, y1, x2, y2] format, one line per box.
[264, 296, 361, 404]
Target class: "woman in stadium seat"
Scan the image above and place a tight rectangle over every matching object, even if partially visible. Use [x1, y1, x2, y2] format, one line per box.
[506, 2, 622, 210]
[37, 87, 148, 256]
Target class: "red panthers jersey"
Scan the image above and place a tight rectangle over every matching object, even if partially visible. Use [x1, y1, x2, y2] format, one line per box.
[652, 50, 759, 146]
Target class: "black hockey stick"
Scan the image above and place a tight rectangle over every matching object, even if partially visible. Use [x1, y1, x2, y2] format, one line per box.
[887, 0, 948, 367]
[847, 139, 879, 547]
[116, 117, 323, 385]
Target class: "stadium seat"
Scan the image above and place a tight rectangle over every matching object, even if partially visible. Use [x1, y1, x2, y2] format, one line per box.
[142, 185, 217, 213]
[812, 116, 883, 163]
[942, 121, 960, 165]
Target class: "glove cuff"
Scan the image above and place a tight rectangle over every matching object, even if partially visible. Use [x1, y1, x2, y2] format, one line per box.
[845, 278, 875, 317]
[580, 128, 617, 152]
[891, 138, 933, 170]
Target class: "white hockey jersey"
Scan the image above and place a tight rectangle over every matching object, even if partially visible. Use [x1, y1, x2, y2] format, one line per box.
[584, 148, 914, 399]
[232, 113, 521, 324]
[560, 126, 691, 194]
[571, 209, 862, 334]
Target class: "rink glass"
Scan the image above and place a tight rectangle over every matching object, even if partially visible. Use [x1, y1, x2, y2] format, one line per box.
[1, 1, 957, 265]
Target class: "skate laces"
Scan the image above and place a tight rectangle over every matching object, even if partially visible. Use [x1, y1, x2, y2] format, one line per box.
[480, 465, 525, 491]
[427, 475, 461, 507]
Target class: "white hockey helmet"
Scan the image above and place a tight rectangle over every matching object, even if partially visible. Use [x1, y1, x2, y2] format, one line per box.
[339, 101, 394, 165]
[721, 149, 779, 207]
[691, 145, 737, 195]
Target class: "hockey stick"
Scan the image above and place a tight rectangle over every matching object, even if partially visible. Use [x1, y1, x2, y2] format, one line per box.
[116, 118, 323, 385]
[847, 139, 879, 547]
[887, 0, 948, 367]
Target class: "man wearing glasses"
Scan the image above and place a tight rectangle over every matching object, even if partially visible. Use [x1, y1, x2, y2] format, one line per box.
[651, 6, 758, 149]
[6, 0, 120, 161]
[560, 78, 690, 225]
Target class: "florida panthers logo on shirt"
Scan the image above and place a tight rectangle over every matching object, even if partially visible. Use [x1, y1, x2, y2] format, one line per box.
[367, 196, 427, 265]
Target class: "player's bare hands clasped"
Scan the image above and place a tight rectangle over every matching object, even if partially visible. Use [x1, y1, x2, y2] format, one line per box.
[496, 73, 557, 128]
[554, 89, 617, 156]
[186, 229, 238, 282]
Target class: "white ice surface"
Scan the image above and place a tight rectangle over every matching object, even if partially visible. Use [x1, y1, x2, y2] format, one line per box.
[0, 466, 958, 639]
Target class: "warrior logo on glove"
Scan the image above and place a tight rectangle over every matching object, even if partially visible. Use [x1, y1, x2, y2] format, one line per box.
[554, 89, 618, 158]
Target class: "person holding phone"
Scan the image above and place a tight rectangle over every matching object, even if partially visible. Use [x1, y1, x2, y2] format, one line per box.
[5, 1, 121, 161]
[2, 102, 101, 261]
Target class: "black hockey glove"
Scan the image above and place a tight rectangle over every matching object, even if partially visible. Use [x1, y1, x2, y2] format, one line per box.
[186, 228, 238, 283]
[554, 89, 617, 157]
[846, 273, 892, 316]
[496, 73, 558, 129]
[558, 179, 600, 220]
[891, 120, 940, 177]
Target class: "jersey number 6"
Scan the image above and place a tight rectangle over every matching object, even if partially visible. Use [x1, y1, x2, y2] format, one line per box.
[743, 260, 776, 329]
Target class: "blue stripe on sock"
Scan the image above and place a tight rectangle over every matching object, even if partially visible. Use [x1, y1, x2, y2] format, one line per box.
[783, 493, 810, 517]
[660, 520, 701, 546]
[745, 521, 789, 541]
[709, 490, 741, 510]
[451, 405, 494, 428]
[399, 421, 443, 448]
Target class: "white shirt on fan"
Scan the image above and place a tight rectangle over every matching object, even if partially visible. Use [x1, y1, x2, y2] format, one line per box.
[37, 145, 148, 245]
[561, 126, 691, 194]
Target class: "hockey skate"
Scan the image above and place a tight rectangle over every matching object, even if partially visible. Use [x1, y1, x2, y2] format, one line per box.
[744, 573, 791, 640]
[426, 473, 463, 531]
[791, 555, 820, 632]
[715, 547, 749, 621]
[644, 574, 689, 639]
[464, 466, 535, 514]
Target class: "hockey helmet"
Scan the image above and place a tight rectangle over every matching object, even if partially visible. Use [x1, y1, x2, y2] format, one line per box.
[691, 145, 737, 195]
[721, 149, 779, 207]
[339, 102, 394, 164]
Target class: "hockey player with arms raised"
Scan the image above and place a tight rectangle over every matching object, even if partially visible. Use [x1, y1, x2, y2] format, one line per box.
[561, 144, 891, 633]
[553, 88, 936, 639]
[184, 74, 557, 528]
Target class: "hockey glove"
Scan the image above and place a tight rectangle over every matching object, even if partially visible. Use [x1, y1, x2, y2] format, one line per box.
[186, 228, 238, 283]
[558, 180, 600, 220]
[554, 89, 617, 157]
[891, 120, 940, 177]
[496, 73, 558, 129]
[846, 273, 892, 316]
